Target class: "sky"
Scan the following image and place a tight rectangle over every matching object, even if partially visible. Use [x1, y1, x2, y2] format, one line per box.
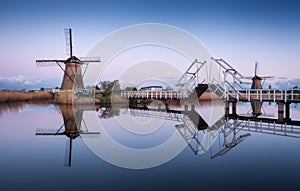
[0, 0, 299, 89]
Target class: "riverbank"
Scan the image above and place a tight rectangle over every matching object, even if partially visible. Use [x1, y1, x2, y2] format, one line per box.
[0, 90, 54, 102]
[0, 90, 220, 103]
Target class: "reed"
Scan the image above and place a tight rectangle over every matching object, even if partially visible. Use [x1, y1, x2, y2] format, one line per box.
[0, 90, 54, 102]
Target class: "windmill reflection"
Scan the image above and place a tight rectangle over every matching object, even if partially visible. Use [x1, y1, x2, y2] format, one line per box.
[251, 101, 263, 116]
[37, 101, 300, 163]
[35, 104, 100, 167]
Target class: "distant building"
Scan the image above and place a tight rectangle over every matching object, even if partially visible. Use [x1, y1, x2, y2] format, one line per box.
[140, 86, 163, 91]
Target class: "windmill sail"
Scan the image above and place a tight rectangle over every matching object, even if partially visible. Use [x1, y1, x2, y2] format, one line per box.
[65, 28, 73, 57]
[36, 28, 101, 91]
[79, 57, 101, 63]
[242, 62, 274, 80]
[64, 138, 72, 167]
[255, 62, 259, 76]
[36, 60, 65, 67]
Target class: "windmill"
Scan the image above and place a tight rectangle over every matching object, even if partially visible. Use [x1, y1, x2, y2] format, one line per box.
[36, 28, 100, 90]
[243, 62, 274, 89]
[243, 62, 274, 116]
[35, 105, 100, 167]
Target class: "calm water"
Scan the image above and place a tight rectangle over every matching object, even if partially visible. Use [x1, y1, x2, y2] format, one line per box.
[0, 101, 300, 191]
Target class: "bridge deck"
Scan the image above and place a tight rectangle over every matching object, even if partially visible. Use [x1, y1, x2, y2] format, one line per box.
[121, 91, 185, 99]
[121, 88, 300, 103]
[227, 89, 300, 102]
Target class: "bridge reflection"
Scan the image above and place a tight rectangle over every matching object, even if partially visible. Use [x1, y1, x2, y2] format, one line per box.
[113, 101, 300, 158]
[28, 100, 300, 167]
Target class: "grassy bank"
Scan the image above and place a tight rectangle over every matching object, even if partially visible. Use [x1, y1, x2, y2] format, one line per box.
[0, 90, 54, 102]
[100, 94, 130, 104]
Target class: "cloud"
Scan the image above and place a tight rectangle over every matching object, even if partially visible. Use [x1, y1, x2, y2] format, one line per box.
[24, 80, 34, 85]
[0, 75, 60, 90]
[15, 75, 25, 83]
[276, 77, 288, 80]
[1, 75, 35, 85]
[35, 79, 42, 84]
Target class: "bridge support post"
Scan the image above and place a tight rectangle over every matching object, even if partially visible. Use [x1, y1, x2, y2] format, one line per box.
[285, 102, 291, 121]
[184, 105, 188, 111]
[184, 105, 189, 111]
[225, 102, 230, 117]
[158, 103, 162, 110]
[278, 102, 284, 122]
[232, 101, 237, 116]
[277, 101, 291, 122]
[225, 101, 237, 117]
[191, 105, 195, 111]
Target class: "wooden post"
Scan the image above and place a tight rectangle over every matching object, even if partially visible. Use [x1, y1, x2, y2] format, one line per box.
[225, 101, 230, 117]
[158, 103, 161, 110]
[184, 105, 188, 111]
[278, 102, 284, 122]
[232, 101, 237, 116]
[248, 90, 250, 101]
[284, 90, 287, 102]
[191, 105, 195, 111]
[260, 89, 262, 102]
[285, 102, 290, 120]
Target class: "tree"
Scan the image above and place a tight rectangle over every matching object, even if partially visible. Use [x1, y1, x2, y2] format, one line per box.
[99, 80, 121, 96]
[125, 86, 137, 91]
[112, 80, 121, 93]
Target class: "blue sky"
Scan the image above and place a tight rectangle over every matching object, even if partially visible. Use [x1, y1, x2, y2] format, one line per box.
[0, 0, 299, 88]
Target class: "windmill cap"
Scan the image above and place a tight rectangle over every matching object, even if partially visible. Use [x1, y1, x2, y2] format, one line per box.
[252, 75, 262, 80]
[66, 132, 80, 139]
[65, 56, 80, 63]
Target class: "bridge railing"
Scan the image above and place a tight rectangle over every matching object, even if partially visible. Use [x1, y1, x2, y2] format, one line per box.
[228, 89, 300, 102]
[228, 118, 300, 138]
[176, 59, 206, 98]
[120, 91, 185, 99]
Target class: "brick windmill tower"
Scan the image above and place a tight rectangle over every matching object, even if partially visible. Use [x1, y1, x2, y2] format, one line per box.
[245, 62, 274, 116]
[36, 29, 100, 103]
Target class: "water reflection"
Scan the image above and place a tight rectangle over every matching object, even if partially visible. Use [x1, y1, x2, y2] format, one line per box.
[1, 101, 300, 190]
[97, 101, 300, 161]
[3, 100, 299, 167]
[0, 100, 54, 115]
[35, 104, 100, 167]
[116, 106, 242, 157]
[121, 107, 211, 154]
